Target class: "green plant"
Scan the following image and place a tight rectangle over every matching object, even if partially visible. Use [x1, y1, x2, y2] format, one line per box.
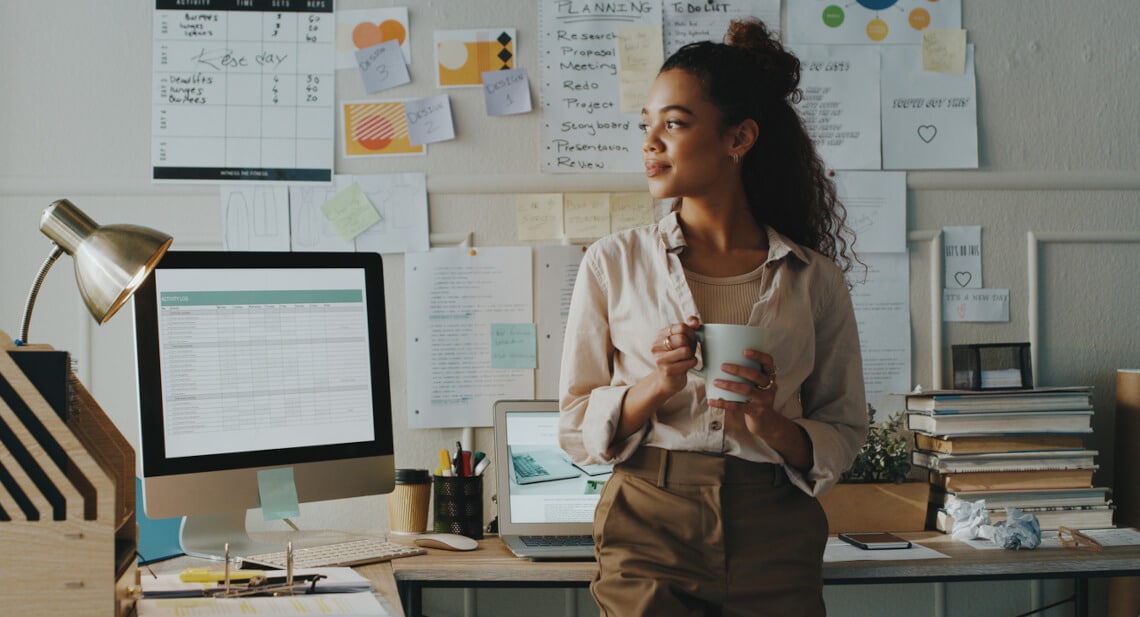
[841, 404, 912, 484]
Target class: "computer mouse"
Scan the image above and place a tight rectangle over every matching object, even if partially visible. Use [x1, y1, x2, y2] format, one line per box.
[413, 533, 479, 551]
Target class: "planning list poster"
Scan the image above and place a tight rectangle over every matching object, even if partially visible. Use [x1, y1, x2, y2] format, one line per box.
[539, 1, 662, 173]
[152, 0, 335, 183]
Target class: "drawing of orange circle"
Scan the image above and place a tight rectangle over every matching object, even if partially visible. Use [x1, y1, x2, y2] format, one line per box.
[378, 19, 406, 45]
[353, 22, 384, 49]
[866, 18, 889, 41]
[909, 8, 931, 30]
[355, 115, 394, 151]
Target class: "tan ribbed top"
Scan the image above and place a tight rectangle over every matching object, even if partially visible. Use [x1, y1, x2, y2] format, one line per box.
[685, 263, 765, 325]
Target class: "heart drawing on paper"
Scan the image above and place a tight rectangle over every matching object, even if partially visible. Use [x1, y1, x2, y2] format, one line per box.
[917, 125, 938, 143]
[954, 271, 973, 287]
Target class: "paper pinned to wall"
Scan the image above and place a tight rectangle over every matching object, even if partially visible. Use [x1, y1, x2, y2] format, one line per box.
[791, 44, 882, 170]
[663, 0, 780, 57]
[348, 173, 430, 254]
[848, 252, 912, 418]
[943, 288, 1010, 322]
[337, 7, 411, 69]
[406, 95, 456, 145]
[405, 247, 534, 428]
[220, 186, 291, 251]
[435, 28, 517, 88]
[833, 171, 906, 253]
[490, 323, 537, 369]
[616, 25, 663, 113]
[356, 39, 411, 94]
[536, 245, 587, 398]
[564, 193, 611, 239]
[290, 185, 354, 252]
[610, 192, 657, 232]
[321, 182, 381, 242]
[943, 225, 983, 289]
[483, 68, 532, 116]
[922, 29, 967, 74]
[517, 193, 564, 241]
[881, 44, 978, 169]
[788, 0, 961, 45]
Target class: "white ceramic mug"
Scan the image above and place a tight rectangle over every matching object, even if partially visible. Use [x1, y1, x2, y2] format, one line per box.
[691, 324, 770, 402]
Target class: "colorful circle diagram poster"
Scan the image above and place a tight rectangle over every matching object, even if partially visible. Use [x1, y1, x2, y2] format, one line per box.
[788, 0, 961, 44]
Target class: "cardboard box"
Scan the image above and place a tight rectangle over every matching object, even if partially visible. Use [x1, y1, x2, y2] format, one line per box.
[818, 482, 930, 534]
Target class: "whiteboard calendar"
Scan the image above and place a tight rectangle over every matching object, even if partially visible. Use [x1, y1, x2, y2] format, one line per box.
[152, 0, 335, 183]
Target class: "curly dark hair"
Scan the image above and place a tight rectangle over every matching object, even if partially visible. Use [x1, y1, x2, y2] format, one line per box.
[661, 19, 858, 273]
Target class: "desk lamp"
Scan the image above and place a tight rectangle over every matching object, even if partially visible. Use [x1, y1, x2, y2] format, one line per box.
[15, 199, 173, 345]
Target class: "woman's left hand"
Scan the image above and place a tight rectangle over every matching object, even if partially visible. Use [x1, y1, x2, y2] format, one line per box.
[709, 349, 779, 436]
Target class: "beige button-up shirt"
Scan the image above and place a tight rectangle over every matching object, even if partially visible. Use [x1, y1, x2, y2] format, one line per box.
[558, 211, 868, 497]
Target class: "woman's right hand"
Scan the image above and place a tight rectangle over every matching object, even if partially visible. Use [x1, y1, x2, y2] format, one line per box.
[652, 316, 700, 397]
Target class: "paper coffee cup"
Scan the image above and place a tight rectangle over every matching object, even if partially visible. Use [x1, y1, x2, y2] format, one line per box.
[389, 468, 432, 535]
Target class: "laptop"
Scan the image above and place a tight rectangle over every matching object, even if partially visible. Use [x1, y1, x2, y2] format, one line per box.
[493, 400, 612, 560]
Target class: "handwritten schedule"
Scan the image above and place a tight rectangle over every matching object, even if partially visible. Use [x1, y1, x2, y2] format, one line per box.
[539, 1, 661, 173]
[152, 0, 335, 183]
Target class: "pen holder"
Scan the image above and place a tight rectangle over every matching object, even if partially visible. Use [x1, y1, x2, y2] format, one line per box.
[433, 475, 484, 539]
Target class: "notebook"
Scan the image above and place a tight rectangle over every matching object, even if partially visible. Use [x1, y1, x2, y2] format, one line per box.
[493, 400, 612, 560]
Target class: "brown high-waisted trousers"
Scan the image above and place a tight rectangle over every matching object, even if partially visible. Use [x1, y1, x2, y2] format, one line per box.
[591, 446, 828, 617]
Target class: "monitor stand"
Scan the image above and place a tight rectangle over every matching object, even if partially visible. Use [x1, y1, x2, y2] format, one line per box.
[180, 511, 362, 562]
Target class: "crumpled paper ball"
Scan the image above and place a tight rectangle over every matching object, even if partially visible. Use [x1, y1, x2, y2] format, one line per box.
[990, 508, 1042, 549]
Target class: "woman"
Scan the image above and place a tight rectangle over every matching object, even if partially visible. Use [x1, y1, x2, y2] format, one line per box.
[559, 18, 868, 617]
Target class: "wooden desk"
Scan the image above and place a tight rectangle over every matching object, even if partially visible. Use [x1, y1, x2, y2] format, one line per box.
[390, 533, 1140, 617]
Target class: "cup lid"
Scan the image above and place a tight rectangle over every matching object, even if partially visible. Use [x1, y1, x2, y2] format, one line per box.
[395, 468, 432, 484]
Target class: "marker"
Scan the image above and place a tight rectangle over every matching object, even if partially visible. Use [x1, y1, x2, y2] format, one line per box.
[472, 451, 486, 468]
[473, 457, 490, 476]
[439, 449, 454, 476]
[462, 450, 473, 476]
[180, 568, 263, 583]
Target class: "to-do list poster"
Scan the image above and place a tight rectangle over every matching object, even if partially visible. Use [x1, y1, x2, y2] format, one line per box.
[538, 1, 661, 173]
[153, 0, 335, 183]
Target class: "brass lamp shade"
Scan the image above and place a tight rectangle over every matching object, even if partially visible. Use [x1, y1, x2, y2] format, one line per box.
[16, 199, 175, 346]
[39, 199, 174, 324]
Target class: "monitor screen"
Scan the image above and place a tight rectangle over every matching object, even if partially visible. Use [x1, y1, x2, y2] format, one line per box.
[133, 251, 394, 559]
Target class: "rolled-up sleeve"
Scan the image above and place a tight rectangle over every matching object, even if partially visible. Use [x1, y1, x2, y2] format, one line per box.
[785, 265, 868, 497]
[559, 249, 649, 465]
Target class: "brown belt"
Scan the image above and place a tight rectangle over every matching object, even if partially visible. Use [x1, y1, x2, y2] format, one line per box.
[617, 446, 785, 488]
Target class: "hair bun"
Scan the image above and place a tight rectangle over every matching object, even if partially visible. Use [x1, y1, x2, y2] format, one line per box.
[724, 18, 800, 99]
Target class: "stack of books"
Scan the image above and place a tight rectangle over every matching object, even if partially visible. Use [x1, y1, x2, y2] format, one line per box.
[905, 387, 1115, 531]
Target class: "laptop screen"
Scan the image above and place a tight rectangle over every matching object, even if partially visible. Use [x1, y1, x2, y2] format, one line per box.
[500, 407, 612, 525]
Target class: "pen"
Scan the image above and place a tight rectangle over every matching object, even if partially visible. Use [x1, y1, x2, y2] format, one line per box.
[462, 450, 473, 476]
[454, 441, 464, 477]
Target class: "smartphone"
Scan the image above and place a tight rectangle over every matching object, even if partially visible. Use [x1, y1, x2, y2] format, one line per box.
[838, 532, 912, 550]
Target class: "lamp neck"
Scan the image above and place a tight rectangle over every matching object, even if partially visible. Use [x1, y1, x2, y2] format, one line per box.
[40, 199, 97, 255]
[16, 246, 65, 346]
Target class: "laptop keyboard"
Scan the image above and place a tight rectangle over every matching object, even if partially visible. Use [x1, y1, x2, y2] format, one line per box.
[512, 454, 549, 479]
[519, 534, 594, 547]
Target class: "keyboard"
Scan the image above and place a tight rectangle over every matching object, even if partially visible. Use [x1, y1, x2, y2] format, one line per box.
[242, 537, 426, 569]
[519, 535, 594, 547]
[512, 454, 549, 479]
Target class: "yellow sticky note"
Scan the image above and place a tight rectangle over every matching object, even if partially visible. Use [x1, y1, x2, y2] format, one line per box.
[610, 192, 655, 232]
[922, 29, 967, 74]
[320, 182, 381, 242]
[617, 25, 663, 113]
[564, 193, 612, 239]
[516, 193, 564, 241]
[257, 467, 301, 521]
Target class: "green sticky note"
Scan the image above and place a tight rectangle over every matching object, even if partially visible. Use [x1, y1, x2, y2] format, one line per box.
[490, 323, 537, 369]
[320, 182, 381, 242]
[258, 467, 301, 521]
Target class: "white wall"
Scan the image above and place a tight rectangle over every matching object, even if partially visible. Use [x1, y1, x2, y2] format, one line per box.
[2, 1, 1137, 616]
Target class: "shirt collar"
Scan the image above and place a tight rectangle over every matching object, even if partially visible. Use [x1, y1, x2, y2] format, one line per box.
[658, 210, 811, 265]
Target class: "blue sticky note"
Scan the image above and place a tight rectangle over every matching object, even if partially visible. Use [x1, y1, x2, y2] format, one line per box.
[258, 467, 301, 521]
[136, 477, 184, 564]
[490, 323, 537, 369]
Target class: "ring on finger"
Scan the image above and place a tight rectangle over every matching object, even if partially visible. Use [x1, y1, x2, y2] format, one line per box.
[755, 377, 774, 391]
[663, 336, 672, 351]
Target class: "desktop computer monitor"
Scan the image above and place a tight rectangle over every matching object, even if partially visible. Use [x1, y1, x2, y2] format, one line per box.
[133, 250, 395, 560]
